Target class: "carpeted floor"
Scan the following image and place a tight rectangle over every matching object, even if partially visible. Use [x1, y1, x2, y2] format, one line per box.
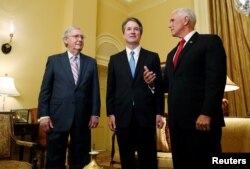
[96, 151, 170, 169]
[14, 149, 168, 169]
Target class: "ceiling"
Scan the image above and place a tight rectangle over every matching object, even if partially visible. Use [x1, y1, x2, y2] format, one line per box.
[117, 0, 140, 4]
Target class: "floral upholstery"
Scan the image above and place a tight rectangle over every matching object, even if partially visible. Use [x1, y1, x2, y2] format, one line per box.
[156, 117, 171, 152]
[0, 113, 34, 169]
[0, 160, 32, 169]
[0, 114, 11, 159]
[222, 117, 250, 152]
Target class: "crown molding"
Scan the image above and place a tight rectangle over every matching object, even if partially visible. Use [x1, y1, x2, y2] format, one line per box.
[100, 0, 127, 15]
[128, 0, 168, 15]
[100, 0, 168, 16]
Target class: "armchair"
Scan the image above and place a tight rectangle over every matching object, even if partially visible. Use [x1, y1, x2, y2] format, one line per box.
[0, 112, 38, 169]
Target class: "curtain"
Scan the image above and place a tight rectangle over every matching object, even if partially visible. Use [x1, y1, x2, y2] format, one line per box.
[209, 0, 250, 117]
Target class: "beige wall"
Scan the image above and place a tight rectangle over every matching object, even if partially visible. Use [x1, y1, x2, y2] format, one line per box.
[0, 0, 97, 111]
[0, 0, 65, 110]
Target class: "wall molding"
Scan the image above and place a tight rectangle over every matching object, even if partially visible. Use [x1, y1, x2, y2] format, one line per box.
[96, 33, 124, 66]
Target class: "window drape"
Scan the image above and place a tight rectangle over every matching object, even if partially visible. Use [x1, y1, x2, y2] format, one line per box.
[209, 0, 250, 117]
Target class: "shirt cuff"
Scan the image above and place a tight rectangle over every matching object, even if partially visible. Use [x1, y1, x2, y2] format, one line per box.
[148, 85, 155, 94]
[38, 116, 50, 122]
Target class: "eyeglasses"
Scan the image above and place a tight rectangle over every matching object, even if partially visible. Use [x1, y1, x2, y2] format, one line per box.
[68, 34, 84, 40]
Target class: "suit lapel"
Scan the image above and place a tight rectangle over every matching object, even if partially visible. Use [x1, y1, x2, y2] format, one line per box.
[122, 48, 148, 80]
[134, 48, 146, 79]
[77, 54, 90, 87]
[174, 32, 199, 70]
[120, 50, 134, 80]
[61, 52, 76, 86]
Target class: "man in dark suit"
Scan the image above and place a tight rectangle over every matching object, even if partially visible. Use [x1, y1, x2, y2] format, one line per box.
[144, 8, 227, 169]
[38, 26, 100, 168]
[106, 17, 165, 169]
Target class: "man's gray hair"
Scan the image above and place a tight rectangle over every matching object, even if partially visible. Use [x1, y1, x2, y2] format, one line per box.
[63, 26, 81, 39]
[174, 8, 196, 29]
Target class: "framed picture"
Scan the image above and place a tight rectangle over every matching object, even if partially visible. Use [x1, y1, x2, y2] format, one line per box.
[11, 109, 30, 123]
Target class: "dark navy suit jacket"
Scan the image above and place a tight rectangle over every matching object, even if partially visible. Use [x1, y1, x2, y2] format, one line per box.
[38, 52, 100, 132]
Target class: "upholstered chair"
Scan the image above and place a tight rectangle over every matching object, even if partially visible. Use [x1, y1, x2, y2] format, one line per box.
[0, 112, 38, 169]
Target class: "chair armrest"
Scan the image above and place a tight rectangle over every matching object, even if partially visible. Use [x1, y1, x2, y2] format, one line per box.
[11, 135, 37, 148]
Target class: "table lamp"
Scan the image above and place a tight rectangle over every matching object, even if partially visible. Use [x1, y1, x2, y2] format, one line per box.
[0, 74, 20, 111]
[222, 76, 239, 116]
[224, 76, 240, 92]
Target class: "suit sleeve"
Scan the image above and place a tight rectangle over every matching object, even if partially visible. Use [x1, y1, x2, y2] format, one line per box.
[153, 53, 165, 115]
[38, 56, 54, 118]
[202, 35, 227, 115]
[106, 56, 115, 116]
[91, 60, 101, 117]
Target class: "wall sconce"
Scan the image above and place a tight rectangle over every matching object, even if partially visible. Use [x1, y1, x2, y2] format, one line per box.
[0, 74, 20, 111]
[1, 23, 14, 54]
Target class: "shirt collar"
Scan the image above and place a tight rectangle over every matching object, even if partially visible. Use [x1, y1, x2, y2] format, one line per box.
[67, 51, 80, 59]
[126, 45, 141, 57]
[183, 31, 196, 44]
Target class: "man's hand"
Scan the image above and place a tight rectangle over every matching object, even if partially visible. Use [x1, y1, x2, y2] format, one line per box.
[143, 66, 156, 86]
[156, 115, 165, 129]
[196, 114, 211, 131]
[89, 116, 99, 128]
[108, 115, 116, 131]
[39, 118, 53, 133]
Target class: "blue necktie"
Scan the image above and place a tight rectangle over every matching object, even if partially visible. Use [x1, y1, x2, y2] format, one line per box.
[129, 51, 135, 77]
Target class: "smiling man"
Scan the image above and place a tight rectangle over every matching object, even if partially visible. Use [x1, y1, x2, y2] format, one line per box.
[38, 26, 100, 168]
[106, 17, 165, 169]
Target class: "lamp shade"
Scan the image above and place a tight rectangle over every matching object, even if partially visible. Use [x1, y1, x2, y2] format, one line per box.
[0, 76, 20, 96]
[224, 76, 240, 92]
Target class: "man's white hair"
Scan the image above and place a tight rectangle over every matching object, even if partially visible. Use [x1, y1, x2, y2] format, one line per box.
[173, 8, 196, 29]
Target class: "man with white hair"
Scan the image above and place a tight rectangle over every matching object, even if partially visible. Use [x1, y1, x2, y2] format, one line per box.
[144, 8, 227, 168]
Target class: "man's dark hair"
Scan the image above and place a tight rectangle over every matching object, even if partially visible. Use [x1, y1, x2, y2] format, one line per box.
[122, 17, 143, 34]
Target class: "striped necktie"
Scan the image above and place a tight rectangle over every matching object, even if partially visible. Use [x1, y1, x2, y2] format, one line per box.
[71, 56, 78, 84]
